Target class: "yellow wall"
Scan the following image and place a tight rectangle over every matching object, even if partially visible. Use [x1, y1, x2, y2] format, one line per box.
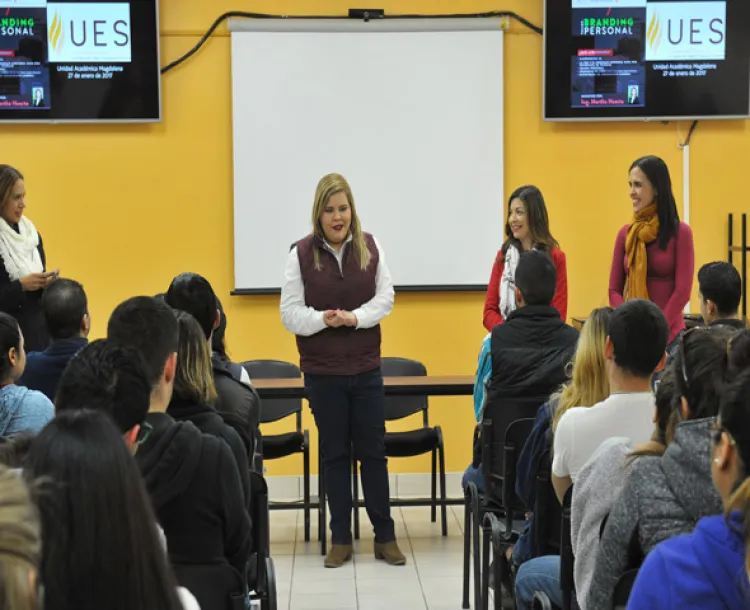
[5, 0, 748, 475]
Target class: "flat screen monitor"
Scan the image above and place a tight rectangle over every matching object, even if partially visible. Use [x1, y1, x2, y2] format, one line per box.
[0, 0, 160, 122]
[544, 0, 750, 121]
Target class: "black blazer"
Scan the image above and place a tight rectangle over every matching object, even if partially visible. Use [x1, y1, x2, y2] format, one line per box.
[0, 230, 49, 352]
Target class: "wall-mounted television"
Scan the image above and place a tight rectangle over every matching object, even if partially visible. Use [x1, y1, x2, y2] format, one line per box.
[544, 0, 750, 121]
[0, 0, 160, 122]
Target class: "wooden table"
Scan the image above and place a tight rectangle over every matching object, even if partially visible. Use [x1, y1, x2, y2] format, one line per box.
[253, 375, 475, 399]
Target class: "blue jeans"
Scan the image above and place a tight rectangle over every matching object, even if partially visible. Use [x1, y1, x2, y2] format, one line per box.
[515, 555, 562, 610]
[511, 514, 534, 570]
[462, 464, 484, 492]
[305, 369, 395, 545]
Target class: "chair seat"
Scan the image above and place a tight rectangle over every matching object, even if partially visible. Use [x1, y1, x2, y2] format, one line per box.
[262, 431, 305, 460]
[384, 428, 439, 458]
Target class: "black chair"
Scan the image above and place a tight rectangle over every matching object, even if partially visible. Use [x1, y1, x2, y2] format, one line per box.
[247, 472, 277, 610]
[242, 360, 312, 542]
[533, 448, 562, 558]
[613, 568, 639, 609]
[532, 485, 575, 610]
[351, 357, 448, 538]
[480, 418, 536, 610]
[462, 396, 546, 610]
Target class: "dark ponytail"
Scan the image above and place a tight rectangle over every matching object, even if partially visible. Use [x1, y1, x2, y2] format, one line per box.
[0, 313, 21, 381]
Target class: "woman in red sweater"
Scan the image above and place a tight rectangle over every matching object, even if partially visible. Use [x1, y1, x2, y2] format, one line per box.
[483, 185, 568, 330]
[609, 155, 695, 346]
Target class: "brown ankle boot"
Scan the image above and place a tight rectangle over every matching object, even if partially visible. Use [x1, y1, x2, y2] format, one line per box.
[324, 544, 353, 568]
[374, 541, 406, 566]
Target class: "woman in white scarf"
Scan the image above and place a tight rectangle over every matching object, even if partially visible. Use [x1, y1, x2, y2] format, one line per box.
[0, 166, 58, 352]
[482, 185, 568, 330]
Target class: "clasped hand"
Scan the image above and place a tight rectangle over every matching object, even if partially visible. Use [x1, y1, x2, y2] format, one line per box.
[20, 269, 60, 292]
[324, 309, 357, 328]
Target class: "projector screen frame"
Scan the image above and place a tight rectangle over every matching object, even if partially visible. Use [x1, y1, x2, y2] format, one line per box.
[229, 17, 505, 293]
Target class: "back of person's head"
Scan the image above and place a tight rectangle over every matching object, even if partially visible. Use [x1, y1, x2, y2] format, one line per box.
[165, 273, 217, 341]
[628, 365, 679, 462]
[212, 297, 227, 359]
[173, 311, 218, 406]
[24, 410, 183, 610]
[716, 371, 750, 581]
[698, 262, 742, 321]
[107, 297, 178, 388]
[0, 313, 22, 383]
[40, 278, 88, 340]
[552, 306, 613, 432]
[672, 326, 733, 422]
[0, 433, 35, 469]
[0, 465, 40, 610]
[515, 250, 556, 307]
[729, 329, 750, 376]
[608, 299, 669, 379]
[55, 339, 151, 434]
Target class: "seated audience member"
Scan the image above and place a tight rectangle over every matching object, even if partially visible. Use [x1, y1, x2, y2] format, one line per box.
[25, 410, 200, 610]
[698, 261, 745, 329]
[513, 300, 668, 609]
[0, 312, 53, 437]
[628, 371, 750, 609]
[587, 325, 733, 609]
[59, 301, 251, 588]
[0, 432, 34, 468]
[728, 329, 750, 375]
[571, 368, 676, 606]
[169, 310, 251, 506]
[213, 295, 253, 386]
[469, 251, 579, 487]
[460, 331, 491, 491]
[551, 299, 668, 502]
[509, 307, 613, 572]
[166, 273, 260, 457]
[0, 465, 41, 610]
[18, 278, 89, 401]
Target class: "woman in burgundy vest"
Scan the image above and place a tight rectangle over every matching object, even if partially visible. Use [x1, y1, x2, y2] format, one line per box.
[280, 173, 405, 568]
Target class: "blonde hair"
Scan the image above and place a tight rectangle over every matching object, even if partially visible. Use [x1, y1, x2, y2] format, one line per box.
[174, 311, 218, 406]
[551, 306, 614, 432]
[311, 173, 370, 271]
[0, 466, 40, 610]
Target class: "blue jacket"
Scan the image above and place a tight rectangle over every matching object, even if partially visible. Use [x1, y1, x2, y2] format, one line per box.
[473, 333, 492, 421]
[0, 384, 54, 437]
[18, 337, 88, 401]
[627, 512, 750, 609]
[515, 397, 557, 510]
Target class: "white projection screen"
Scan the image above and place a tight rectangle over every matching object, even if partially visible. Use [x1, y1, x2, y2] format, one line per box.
[229, 19, 504, 292]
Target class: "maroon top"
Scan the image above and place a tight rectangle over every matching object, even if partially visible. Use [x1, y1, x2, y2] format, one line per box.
[609, 221, 695, 343]
[296, 233, 381, 375]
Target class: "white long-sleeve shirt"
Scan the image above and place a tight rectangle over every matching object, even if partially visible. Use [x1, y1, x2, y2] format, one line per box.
[280, 236, 394, 337]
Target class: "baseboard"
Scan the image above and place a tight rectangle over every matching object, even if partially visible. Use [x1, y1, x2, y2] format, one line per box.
[266, 472, 463, 503]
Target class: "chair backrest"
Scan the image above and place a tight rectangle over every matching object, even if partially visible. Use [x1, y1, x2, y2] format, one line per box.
[612, 568, 640, 610]
[560, 485, 575, 610]
[172, 563, 246, 610]
[482, 394, 549, 488]
[381, 357, 429, 424]
[534, 448, 562, 557]
[242, 360, 302, 425]
[499, 417, 536, 521]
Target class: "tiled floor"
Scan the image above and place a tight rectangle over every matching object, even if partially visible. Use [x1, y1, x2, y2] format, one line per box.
[269, 505, 474, 610]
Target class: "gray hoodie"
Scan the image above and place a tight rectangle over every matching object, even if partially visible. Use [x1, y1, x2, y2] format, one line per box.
[585, 418, 723, 610]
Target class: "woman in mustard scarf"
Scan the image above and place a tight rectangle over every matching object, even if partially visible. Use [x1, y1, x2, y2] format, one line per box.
[608, 156, 694, 347]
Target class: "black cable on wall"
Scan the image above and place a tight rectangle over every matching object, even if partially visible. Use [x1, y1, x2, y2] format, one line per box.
[160, 10, 543, 74]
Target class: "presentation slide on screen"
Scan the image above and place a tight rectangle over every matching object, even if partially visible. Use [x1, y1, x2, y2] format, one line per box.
[571, 0, 726, 109]
[0, 0, 131, 111]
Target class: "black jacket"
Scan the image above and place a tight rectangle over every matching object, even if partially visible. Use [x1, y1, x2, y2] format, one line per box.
[18, 336, 88, 401]
[486, 305, 579, 406]
[212, 354, 260, 459]
[0, 231, 48, 352]
[167, 395, 252, 509]
[135, 413, 251, 577]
